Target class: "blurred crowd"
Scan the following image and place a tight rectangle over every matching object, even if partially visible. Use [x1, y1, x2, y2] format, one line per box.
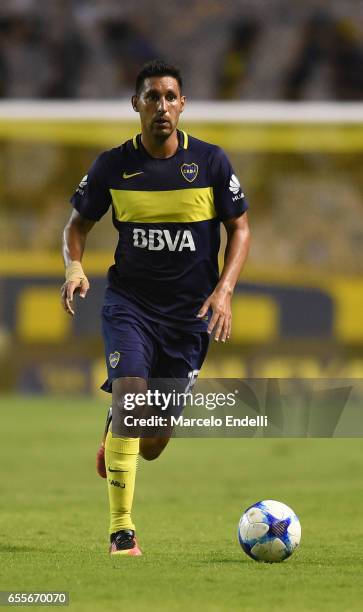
[0, 0, 362, 275]
[0, 0, 362, 100]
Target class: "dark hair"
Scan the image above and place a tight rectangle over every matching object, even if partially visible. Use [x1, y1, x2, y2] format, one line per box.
[135, 59, 183, 94]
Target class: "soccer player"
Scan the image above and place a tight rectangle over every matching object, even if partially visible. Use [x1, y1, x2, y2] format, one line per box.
[61, 60, 250, 556]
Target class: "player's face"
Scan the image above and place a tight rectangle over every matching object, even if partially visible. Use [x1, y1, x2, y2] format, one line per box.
[132, 76, 185, 139]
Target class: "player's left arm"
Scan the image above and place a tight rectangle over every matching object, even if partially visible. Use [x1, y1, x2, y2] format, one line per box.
[197, 212, 250, 342]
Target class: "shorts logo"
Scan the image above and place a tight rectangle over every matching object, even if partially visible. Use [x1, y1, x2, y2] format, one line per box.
[181, 163, 198, 182]
[109, 351, 121, 368]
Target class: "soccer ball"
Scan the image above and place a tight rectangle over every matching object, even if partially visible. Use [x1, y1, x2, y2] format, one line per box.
[238, 499, 301, 562]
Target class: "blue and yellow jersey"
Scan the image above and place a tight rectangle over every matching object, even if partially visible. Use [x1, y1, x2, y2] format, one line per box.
[71, 130, 248, 329]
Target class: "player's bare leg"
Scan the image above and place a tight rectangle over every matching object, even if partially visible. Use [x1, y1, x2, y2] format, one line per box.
[96, 407, 112, 478]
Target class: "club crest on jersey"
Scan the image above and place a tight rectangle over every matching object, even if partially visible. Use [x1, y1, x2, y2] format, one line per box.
[181, 163, 198, 182]
[109, 351, 121, 369]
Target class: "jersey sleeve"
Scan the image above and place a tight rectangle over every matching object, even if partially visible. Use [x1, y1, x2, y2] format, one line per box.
[209, 147, 248, 220]
[70, 152, 112, 221]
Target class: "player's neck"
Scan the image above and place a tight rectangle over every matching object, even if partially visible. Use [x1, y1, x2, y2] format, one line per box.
[140, 130, 179, 159]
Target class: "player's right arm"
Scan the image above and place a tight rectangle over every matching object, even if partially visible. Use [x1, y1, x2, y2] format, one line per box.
[61, 210, 95, 316]
[62, 152, 112, 315]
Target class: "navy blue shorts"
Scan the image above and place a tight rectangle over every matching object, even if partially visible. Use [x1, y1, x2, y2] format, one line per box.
[101, 303, 209, 393]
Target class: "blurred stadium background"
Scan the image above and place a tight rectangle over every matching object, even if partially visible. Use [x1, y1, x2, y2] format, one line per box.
[0, 0, 363, 396]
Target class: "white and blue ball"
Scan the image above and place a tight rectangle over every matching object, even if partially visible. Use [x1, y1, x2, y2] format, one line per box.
[238, 499, 301, 563]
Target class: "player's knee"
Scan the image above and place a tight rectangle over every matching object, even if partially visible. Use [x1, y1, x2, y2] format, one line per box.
[113, 377, 147, 397]
[139, 444, 163, 461]
[139, 438, 168, 461]
[140, 447, 161, 461]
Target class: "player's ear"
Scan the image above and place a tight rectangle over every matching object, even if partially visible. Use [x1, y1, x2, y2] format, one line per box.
[131, 95, 139, 113]
[180, 95, 186, 113]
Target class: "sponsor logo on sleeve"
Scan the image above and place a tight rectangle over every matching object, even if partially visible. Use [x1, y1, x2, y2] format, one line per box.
[229, 174, 244, 202]
[76, 174, 88, 195]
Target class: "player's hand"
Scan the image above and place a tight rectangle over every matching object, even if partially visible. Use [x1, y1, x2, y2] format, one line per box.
[61, 277, 89, 316]
[197, 288, 232, 342]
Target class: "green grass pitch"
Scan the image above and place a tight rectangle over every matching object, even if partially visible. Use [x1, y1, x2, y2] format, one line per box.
[1, 396, 363, 611]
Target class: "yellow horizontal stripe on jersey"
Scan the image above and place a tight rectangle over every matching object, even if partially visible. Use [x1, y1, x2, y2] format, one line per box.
[110, 187, 216, 223]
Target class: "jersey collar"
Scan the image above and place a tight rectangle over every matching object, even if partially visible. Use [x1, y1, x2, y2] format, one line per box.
[132, 130, 188, 153]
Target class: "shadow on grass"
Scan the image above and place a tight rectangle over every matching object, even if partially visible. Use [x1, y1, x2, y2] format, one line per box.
[204, 556, 363, 568]
[0, 544, 41, 553]
[197, 554, 248, 565]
